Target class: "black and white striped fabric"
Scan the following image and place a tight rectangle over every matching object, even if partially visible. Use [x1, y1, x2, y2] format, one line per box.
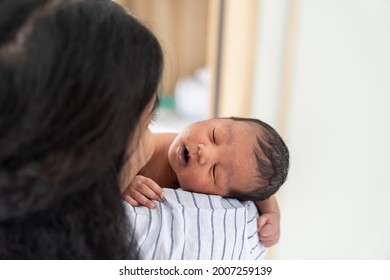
[124, 188, 267, 260]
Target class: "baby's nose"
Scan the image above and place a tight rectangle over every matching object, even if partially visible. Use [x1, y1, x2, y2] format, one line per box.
[198, 143, 214, 165]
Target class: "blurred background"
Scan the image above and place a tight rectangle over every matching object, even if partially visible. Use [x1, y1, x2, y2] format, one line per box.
[116, 0, 390, 259]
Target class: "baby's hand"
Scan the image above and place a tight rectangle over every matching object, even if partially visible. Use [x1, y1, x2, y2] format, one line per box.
[257, 212, 280, 247]
[122, 175, 165, 209]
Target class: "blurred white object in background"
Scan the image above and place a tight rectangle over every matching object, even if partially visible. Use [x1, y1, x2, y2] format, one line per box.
[174, 67, 210, 120]
[149, 67, 211, 133]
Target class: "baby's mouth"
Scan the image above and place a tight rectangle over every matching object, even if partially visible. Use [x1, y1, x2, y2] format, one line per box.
[178, 145, 190, 167]
[183, 146, 190, 164]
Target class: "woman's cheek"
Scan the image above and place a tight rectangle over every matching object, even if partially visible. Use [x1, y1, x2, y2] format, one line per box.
[142, 128, 155, 164]
[119, 128, 155, 193]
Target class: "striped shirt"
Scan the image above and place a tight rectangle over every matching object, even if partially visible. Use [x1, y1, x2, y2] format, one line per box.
[124, 188, 267, 260]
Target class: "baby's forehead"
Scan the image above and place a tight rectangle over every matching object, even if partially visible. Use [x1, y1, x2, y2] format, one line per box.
[228, 128, 269, 189]
[230, 121, 263, 145]
[228, 153, 260, 186]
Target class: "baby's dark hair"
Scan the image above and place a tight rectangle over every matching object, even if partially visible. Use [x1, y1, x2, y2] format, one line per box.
[228, 117, 289, 201]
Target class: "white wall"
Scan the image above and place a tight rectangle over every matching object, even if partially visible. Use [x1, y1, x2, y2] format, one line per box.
[252, 0, 289, 127]
[252, 0, 390, 259]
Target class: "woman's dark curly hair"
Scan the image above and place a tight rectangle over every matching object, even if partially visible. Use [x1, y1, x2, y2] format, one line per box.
[0, 0, 163, 259]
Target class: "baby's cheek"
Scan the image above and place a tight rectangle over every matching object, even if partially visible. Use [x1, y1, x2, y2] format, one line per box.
[178, 174, 209, 193]
[176, 171, 194, 190]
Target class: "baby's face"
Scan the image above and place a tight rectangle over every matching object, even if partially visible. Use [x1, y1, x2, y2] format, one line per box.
[168, 118, 259, 196]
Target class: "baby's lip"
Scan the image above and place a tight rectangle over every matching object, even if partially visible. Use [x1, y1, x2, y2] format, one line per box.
[177, 145, 189, 167]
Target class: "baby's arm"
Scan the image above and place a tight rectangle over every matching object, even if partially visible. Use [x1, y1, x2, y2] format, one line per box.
[122, 175, 165, 209]
[255, 195, 280, 248]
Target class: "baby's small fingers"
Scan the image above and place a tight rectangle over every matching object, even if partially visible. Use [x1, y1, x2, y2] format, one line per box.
[257, 215, 269, 230]
[260, 234, 279, 248]
[261, 239, 276, 248]
[137, 183, 163, 202]
[123, 195, 140, 207]
[259, 223, 273, 238]
[131, 190, 156, 209]
[142, 177, 165, 199]
[260, 235, 274, 244]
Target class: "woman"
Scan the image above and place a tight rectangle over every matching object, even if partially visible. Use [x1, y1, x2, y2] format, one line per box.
[0, 0, 163, 259]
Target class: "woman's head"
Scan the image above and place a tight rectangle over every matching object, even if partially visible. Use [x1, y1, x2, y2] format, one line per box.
[0, 0, 163, 258]
[0, 0, 163, 184]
